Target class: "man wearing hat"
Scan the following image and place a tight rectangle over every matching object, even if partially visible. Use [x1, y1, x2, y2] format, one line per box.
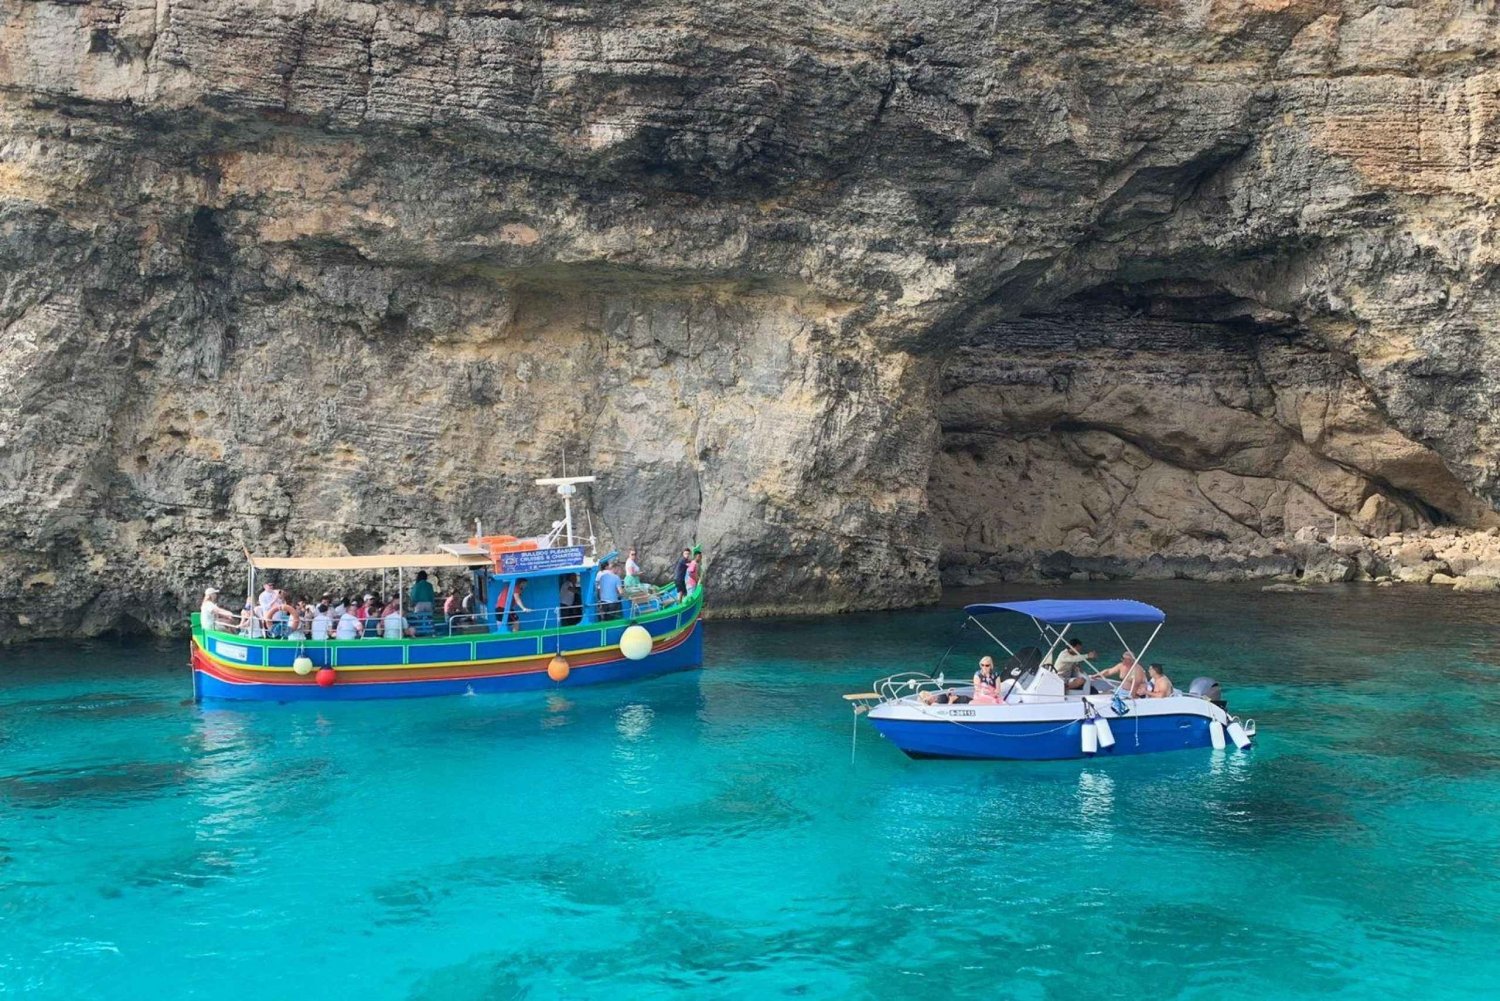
[200, 587, 236, 629]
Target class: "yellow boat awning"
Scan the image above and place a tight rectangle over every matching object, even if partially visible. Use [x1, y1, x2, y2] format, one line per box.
[247, 552, 493, 571]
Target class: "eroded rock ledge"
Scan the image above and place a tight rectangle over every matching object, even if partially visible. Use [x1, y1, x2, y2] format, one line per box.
[3, 1, 1500, 640]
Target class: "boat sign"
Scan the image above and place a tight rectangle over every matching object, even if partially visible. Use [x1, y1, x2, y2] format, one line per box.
[500, 545, 587, 574]
[216, 642, 249, 662]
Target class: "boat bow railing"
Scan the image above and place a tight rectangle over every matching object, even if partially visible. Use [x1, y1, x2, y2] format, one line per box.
[872, 672, 962, 703]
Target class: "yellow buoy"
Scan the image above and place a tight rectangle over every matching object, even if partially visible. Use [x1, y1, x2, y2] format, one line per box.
[292, 655, 314, 676]
[619, 625, 652, 661]
[547, 654, 571, 683]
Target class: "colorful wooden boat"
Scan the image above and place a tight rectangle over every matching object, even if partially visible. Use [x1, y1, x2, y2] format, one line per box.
[190, 476, 704, 702]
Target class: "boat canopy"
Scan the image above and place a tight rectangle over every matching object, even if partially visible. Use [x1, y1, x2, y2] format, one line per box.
[963, 599, 1166, 625]
[246, 552, 494, 571]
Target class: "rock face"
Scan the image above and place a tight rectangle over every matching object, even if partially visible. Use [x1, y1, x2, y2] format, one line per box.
[3, 1, 1500, 639]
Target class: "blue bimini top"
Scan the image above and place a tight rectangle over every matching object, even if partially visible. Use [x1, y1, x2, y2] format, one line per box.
[963, 599, 1166, 625]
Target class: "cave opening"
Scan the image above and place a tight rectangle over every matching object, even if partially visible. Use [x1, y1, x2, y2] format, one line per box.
[928, 280, 1484, 585]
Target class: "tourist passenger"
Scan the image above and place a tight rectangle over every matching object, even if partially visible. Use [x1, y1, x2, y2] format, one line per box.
[686, 547, 701, 591]
[381, 600, 413, 639]
[625, 549, 642, 588]
[269, 589, 292, 639]
[284, 596, 306, 642]
[238, 599, 266, 638]
[1051, 638, 1097, 690]
[1146, 663, 1174, 698]
[199, 587, 236, 629]
[1098, 651, 1146, 697]
[335, 604, 363, 640]
[409, 570, 436, 615]
[597, 561, 624, 620]
[310, 603, 333, 641]
[971, 656, 1001, 704]
[494, 579, 530, 630]
[258, 581, 278, 619]
[358, 593, 379, 635]
[442, 590, 460, 620]
[560, 574, 582, 626]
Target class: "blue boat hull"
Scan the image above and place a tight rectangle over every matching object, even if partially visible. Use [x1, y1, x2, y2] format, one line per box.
[870, 713, 1214, 761]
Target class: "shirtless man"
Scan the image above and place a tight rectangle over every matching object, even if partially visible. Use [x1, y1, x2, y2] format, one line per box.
[1098, 651, 1147, 698]
[1146, 663, 1174, 698]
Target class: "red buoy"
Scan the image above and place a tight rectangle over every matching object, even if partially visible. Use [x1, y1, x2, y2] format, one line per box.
[315, 667, 336, 688]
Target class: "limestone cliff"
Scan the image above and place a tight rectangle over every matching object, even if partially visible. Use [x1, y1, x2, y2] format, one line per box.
[2, 0, 1499, 639]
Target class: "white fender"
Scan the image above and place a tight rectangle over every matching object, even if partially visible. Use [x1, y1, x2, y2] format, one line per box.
[1210, 719, 1226, 750]
[1227, 719, 1252, 749]
[1093, 715, 1115, 749]
[1081, 720, 1099, 755]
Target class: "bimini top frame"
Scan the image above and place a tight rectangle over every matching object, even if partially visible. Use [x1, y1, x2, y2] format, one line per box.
[958, 598, 1167, 691]
[963, 599, 1165, 625]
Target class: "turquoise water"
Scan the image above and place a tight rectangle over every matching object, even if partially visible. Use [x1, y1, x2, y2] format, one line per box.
[2, 583, 1499, 1000]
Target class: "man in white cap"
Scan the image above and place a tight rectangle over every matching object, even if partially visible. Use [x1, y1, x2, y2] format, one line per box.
[200, 587, 235, 629]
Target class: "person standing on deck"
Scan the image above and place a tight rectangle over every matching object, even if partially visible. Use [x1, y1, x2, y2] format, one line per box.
[200, 588, 236, 629]
[686, 546, 702, 591]
[674, 547, 691, 599]
[625, 549, 642, 588]
[409, 570, 436, 614]
[559, 574, 581, 626]
[597, 561, 624, 620]
[258, 581, 278, 619]
[494, 579, 531, 630]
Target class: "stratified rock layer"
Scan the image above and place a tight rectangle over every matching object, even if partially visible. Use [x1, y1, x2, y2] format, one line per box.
[2, 1, 1499, 638]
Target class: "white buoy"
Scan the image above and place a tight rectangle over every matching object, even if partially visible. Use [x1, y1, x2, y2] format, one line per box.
[1081, 720, 1099, 755]
[292, 655, 314, 676]
[1210, 719, 1226, 750]
[618, 625, 653, 661]
[1227, 719, 1252, 749]
[1093, 715, 1115, 749]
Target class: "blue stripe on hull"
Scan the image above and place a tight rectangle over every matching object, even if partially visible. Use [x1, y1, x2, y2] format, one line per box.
[870, 713, 1213, 761]
[194, 622, 704, 703]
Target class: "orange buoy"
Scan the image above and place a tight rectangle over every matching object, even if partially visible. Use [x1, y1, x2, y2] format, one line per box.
[547, 654, 571, 683]
[315, 667, 336, 687]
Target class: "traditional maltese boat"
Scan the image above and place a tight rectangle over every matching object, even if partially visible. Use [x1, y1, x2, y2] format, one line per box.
[846, 599, 1255, 761]
[190, 476, 704, 701]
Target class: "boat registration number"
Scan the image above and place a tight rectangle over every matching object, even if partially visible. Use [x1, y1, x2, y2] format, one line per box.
[216, 642, 249, 662]
[948, 709, 976, 717]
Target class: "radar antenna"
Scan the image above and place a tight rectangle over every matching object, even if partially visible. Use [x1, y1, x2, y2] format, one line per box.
[535, 474, 596, 547]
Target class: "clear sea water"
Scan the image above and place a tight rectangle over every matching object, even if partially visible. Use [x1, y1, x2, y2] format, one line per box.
[2, 582, 1498, 1000]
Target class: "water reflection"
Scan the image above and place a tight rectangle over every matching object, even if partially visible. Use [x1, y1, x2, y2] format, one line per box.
[1075, 768, 1115, 846]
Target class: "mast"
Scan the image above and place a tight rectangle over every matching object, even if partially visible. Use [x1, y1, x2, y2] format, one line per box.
[535, 475, 596, 546]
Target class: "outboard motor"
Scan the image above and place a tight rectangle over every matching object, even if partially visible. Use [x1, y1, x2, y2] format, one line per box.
[1188, 677, 1223, 704]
